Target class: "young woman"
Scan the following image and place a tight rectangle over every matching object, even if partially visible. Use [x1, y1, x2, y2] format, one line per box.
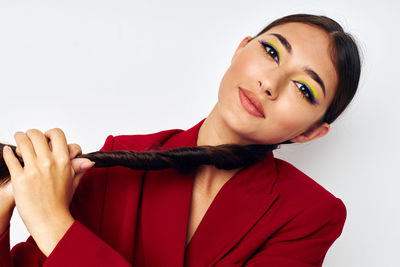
[0, 14, 360, 266]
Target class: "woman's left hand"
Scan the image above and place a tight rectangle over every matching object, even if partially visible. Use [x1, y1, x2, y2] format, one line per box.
[2, 128, 93, 257]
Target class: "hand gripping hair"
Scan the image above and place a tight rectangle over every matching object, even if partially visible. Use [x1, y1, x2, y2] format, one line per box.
[0, 142, 278, 186]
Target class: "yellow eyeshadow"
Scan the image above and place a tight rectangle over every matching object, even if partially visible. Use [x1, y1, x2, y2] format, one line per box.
[297, 79, 320, 101]
[268, 40, 281, 61]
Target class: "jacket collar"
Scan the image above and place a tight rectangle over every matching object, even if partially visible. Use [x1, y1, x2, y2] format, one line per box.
[140, 118, 279, 266]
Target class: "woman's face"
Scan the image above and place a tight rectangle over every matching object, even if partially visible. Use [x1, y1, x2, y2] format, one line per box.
[217, 22, 338, 145]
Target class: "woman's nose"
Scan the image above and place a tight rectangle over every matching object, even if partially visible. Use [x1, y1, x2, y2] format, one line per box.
[258, 80, 278, 100]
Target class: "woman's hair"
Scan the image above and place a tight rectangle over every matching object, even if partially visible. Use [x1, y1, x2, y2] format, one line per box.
[0, 14, 361, 186]
[0, 143, 277, 185]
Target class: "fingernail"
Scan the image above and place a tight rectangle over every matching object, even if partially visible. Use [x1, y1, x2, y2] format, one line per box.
[3, 146, 11, 153]
[80, 161, 95, 169]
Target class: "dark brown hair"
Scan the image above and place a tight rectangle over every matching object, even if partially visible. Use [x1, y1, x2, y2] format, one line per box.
[0, 143, 277, 186]
[0, 14, 361, 186]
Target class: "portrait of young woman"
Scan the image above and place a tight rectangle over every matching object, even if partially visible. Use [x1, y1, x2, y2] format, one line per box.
[0, 1, 398, 267]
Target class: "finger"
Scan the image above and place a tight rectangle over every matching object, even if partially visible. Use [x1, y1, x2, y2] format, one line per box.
[68, 144, 82, 159]
[14, 132, 36, 165]
[71, 158, 94, 193]
[25, 129, 52, 160]
[44, 128, 69, 157]
[2, 146, 24, 178]
[15, 147, 22, 157]
[70, 158, 93, 174]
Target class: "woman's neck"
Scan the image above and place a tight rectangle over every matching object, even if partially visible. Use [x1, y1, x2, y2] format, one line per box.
[194, 104, 244, 192]
[197, 104, 245, 147]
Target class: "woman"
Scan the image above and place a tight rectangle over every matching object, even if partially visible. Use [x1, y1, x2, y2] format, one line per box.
[0, 14, 360, 266]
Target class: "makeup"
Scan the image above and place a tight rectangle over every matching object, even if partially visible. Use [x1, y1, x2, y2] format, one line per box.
[238, 87, 265, 118]
[296, 79, 320, 105]
[260, 39, 281, 63]
[260, 38, 320, 106]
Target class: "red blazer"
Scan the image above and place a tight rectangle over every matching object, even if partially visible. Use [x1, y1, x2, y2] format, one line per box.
[0, 118, 346, 266]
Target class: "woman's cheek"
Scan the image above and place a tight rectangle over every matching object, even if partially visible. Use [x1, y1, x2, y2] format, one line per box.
[272, 102, 306, 132]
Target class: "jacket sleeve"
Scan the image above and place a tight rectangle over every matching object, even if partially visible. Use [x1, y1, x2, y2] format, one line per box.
[0, 225, 13, 267]
[0, 135, 131, 267]
[244, 197, 347, 267]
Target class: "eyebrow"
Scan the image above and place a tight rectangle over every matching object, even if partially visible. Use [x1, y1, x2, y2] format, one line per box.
[304, 68, 326, 96]
[267, 33, 326, 97]
[269, 33, 292, 54]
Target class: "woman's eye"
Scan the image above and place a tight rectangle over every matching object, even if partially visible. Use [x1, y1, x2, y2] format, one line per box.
[260, 40, 279, 64]
[293, 81, 318, 104]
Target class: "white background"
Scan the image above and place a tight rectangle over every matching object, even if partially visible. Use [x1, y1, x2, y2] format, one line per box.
[0, 0, 399, 266]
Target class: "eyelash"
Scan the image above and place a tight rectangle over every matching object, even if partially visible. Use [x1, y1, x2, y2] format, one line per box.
[292, 81, 317, 104]
[259, 40, 279, 64]
[259, 39, 317, 105]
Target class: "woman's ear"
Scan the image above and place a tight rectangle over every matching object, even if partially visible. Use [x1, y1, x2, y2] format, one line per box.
[290, 122, 330, 143]
[231, 36, 253, 63]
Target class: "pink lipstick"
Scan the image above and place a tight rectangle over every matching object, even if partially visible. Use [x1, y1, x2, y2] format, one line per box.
[238, 87, 265, 118]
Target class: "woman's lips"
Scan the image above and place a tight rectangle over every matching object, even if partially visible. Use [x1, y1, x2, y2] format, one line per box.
[238, 87, 265, 118]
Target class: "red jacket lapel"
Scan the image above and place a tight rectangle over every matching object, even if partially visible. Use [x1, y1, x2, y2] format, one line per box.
[140, 118, 279, 266]
[184, 152, 279, 267]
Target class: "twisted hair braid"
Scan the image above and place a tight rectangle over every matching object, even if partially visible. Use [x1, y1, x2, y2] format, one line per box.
[0, 142, 277, 186]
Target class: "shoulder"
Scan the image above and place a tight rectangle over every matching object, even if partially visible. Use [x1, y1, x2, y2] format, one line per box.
[272, 157, 347, 226]
[245, 158, 347, 266]
[98, 128, 184, 152]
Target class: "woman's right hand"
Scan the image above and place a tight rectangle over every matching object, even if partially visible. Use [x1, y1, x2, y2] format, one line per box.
[13, 142, 92, 196]
[0, 142, 93, 236]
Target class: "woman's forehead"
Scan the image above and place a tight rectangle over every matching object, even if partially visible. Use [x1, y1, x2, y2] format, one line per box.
[262, 22, 329, 39]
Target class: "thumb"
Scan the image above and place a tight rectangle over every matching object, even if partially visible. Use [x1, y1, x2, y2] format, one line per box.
[71, 158, 95, 175]
[71, 158, 95, 194]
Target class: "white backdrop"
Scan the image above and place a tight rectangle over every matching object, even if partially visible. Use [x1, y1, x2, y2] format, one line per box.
[1, 0, 399, 266]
